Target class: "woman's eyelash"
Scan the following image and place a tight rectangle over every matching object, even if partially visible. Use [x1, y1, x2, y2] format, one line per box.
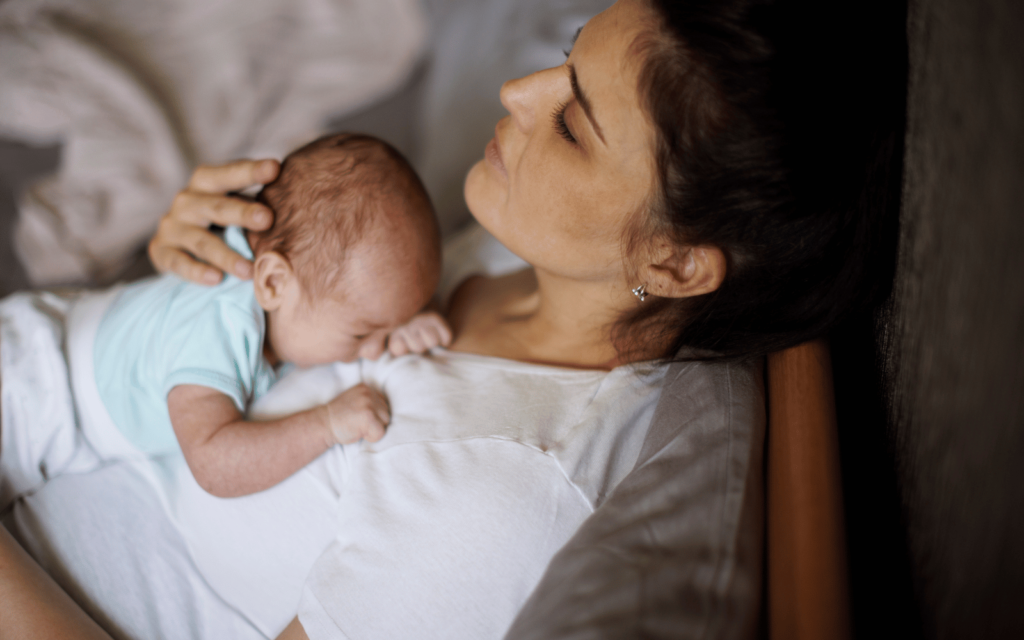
[552, 101, 576, 144]
[563, 26, 582, 58]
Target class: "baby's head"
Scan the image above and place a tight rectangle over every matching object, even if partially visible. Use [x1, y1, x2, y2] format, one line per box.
[249, 133, 440, 366]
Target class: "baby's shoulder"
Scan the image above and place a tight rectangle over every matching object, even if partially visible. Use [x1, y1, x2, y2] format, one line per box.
[108, 273, 263, 344]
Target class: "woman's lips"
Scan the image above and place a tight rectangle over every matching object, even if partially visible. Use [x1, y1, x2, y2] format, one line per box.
[485, 135, 507, 180]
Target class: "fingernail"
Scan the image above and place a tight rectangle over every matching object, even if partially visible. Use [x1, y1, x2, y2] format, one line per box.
[253, 210, 271, 226]
[204, 269, 221, 285]
[235, 260, 253, 278]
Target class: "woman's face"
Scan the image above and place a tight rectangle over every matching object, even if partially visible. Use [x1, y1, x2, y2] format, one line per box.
[464, 0, 657, 283]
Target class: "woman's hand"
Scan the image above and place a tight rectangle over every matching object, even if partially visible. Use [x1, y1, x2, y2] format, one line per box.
[148, 159, 280, 285]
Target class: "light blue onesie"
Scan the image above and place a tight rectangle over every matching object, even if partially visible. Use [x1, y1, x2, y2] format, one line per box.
[94, 226, 278, 455]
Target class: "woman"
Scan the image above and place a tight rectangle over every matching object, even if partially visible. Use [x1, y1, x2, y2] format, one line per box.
[1, 0, 886, 638]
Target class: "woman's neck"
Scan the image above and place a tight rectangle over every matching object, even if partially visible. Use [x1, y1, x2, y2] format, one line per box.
[447, 267, 643, 370]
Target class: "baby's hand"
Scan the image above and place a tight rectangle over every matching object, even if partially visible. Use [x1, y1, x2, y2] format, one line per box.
[323, 383, 390, 445]
[387, 311, 452, 357]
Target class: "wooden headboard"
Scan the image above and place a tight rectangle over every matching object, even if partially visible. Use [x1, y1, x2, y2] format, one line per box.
[766, 340, 852, 639]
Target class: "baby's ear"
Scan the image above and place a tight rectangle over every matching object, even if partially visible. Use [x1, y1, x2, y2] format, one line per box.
[252, 251, 295, 311]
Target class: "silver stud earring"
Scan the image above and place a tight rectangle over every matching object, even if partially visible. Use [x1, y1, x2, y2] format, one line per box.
[632, 284, 648, 301]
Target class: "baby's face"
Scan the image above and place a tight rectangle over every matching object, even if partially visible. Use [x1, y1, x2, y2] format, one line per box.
[265, 249, 431, 367]
[267, 297, 396, 366]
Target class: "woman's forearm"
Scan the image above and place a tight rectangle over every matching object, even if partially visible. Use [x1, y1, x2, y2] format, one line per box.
[0, 526, 113, 640]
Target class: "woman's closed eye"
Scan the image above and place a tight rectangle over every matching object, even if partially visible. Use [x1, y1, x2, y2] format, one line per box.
[554, 26, 583, 145]
[553, 101, 577, 144]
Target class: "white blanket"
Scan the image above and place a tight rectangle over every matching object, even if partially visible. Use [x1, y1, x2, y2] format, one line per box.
[0, 292, 98, 508]
[0, 0, 426, 286]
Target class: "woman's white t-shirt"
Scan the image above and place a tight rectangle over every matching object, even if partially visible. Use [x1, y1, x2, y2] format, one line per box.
[294, 351, 666, 639]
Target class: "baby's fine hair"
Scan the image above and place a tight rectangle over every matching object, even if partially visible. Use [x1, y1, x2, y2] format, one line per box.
[252, 133, 436, 298]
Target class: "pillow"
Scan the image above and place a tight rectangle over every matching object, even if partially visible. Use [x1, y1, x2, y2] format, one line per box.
[506, 358, 765, 640]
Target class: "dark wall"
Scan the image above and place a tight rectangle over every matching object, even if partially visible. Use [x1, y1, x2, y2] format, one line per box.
[836, 0, 1024, 637]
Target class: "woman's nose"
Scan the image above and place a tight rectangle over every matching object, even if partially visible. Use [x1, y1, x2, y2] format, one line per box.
[500, 66, 564, 133]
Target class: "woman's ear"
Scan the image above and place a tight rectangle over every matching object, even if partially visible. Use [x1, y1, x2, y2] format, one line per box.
[640, 241, 726, 299]
[252, 251, 296, 312]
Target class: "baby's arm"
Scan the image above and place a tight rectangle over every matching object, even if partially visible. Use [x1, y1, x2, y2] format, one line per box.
[388, 311, 452, 357]
[167, 383, 389, 497]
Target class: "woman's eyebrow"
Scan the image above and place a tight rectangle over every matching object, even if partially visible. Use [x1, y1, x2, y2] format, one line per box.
[568, 64, 606, 144]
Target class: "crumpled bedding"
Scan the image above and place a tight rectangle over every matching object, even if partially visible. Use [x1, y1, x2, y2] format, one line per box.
[0, 0, 426, 286]
[0, 291, 95, 509]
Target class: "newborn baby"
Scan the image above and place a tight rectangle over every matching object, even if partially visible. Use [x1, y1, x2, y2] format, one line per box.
[93, 133, 448, 497]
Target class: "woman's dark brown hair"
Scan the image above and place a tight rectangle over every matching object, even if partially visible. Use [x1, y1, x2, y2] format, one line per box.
[619, 0, 905, 361]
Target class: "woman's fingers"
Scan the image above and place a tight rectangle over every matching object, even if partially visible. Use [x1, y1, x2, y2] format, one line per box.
[170, 190, 273, 231]
[149, 217, 253, 281]
[150, 158, 280, 283]
[188, 159, 280, 197]
[148, 241, 223, 285]
[177, 221, 254, 278]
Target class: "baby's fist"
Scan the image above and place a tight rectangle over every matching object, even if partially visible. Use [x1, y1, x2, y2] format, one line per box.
[324, 383, 390, 445]
[388, 311, 452, 356]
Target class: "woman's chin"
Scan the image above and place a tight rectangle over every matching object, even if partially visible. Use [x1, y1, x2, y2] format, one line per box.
[463, 159, 498, 226]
